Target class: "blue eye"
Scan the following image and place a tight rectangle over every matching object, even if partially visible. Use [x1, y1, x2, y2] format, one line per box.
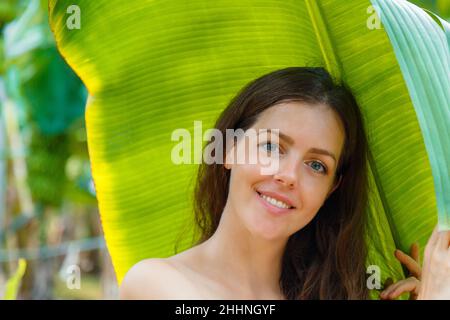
[310, 161, 327, 174]
[260, 142, 280, 154]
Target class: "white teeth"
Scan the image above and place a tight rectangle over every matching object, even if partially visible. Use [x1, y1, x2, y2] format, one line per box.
[260, 194, 291, 209]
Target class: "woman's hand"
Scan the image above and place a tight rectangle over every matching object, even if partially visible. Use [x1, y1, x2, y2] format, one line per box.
[417, 225, 450, 300]
[380, 243, 421, 300]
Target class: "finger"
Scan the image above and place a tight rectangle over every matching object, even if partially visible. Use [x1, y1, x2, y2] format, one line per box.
[410, 242, 420, 263]
[381, 278, 419, 300]
[389, 278, 420, 300]
[380, 281, 404, 299]
[394, 249, 421, 278]
[381, 282, 403, 299]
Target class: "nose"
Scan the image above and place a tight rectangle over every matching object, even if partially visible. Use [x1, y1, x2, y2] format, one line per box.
[273, 156, 300, 189]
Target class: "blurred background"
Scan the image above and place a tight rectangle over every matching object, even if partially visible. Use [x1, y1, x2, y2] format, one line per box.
[0, 0, 116, 300]
[0, 0, 448, 300]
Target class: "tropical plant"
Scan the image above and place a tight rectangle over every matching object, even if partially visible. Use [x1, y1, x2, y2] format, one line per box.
[48, 0, 449, 299]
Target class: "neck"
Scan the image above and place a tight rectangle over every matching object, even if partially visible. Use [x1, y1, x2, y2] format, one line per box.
[200, 201, 289, 298]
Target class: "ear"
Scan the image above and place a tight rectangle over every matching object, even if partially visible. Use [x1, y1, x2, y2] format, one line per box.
[326, 174, 342, 199]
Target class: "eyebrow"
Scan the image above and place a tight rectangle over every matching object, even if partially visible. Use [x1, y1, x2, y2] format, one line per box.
[259, 129, 337, 163]
[308, 147, 337, 164]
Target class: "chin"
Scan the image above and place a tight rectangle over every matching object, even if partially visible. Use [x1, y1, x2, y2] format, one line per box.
[256, 229, 288, 242]
[246, 212, 289, 241]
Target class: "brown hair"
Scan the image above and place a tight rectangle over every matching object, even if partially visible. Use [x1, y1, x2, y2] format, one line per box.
[192, 67, 369, 299]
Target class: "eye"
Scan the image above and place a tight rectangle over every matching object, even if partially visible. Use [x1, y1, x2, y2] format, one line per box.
[309, 160, 327, 174]
[259, 141, 280, 154]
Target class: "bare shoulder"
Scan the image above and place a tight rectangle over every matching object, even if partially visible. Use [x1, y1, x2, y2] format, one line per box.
[119, 258, 189, 300]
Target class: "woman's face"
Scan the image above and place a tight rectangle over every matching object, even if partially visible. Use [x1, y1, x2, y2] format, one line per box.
[224, 101, 345, 240]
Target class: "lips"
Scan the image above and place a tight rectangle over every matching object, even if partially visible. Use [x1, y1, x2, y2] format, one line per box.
[255, 189, 296, 209]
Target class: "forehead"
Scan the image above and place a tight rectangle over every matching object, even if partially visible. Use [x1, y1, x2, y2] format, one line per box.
[252, 101, 345, 157]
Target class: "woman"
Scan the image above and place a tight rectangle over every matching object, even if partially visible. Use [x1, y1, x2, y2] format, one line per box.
[120, 67, 449, 300]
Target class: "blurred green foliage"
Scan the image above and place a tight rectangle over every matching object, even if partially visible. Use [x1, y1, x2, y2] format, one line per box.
[2, 0, 92, 208]
[27, 126, 70, 207]
[1, 0, 97, 299]
[22, 47, 86, 135]
[0, 0, 19, 31]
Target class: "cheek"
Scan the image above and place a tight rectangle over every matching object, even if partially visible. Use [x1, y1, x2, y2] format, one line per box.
[304, 183, 328, 204]
[290, 208, 318, 232]
[228, 163, 263, 204]
[232, 158, 263, 181]
[300, 184, 329, 217]
[289, 178, 332, 230]
[300, 170, 333, 202]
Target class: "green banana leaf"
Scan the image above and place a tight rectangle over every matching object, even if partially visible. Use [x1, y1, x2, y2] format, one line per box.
[48, 0, 450, 298]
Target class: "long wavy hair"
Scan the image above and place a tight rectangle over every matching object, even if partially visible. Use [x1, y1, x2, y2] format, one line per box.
[191, 67, 369, 299]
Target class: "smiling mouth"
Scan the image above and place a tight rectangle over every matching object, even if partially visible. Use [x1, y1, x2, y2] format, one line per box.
[256, 191, 295, 209]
